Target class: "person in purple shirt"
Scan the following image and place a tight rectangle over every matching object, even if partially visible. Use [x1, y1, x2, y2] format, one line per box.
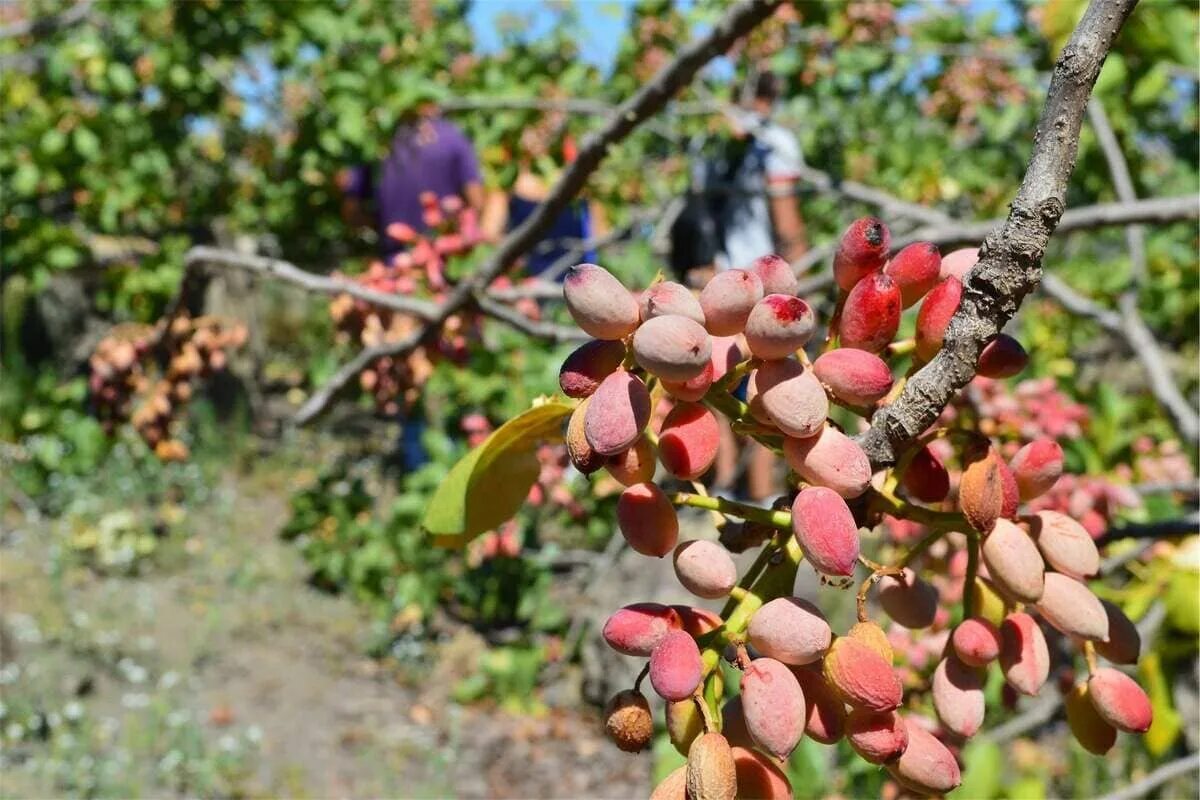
[336, 90, 484, 471]
[339, 94, 484, 258]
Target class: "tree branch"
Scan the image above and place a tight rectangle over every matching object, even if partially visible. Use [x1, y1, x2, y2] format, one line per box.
[293, 0, 785, 425]
[1042, 270, 1199, 445]
[856, 0, 1140, 469]
[472, 294, 590, 344]
[1095, 512, 1200, 546]
[1038, 273, 1123, 331]
[983, 688, 1064, 743]
[790, 164, 951, 227]
[1087, 98, 1200, 444]
[183, 246, 441, 320]
[791, 194, 1198, 293]
[0, 0, 92, 39]
[1095, 753, 1200, 800]
[890, 194, 1199, 250]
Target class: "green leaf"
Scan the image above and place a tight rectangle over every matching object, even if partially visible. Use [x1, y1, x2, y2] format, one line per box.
[422, 399, 573, 546]
[1094, 53, 1127, 96]
[1131, 63, 1170, 107]
[953, 738, 1003, 799]
[1141, 651, 1182, 756]
[45, 245, 80, 269]
[107, 62, 137, 95]
[1007, 776, 1047, 800]
[1164, 567, 1200, 633]
[12, 162, 39, 195]
[40, 128, 67, 155]
[73, 127, 100, 160]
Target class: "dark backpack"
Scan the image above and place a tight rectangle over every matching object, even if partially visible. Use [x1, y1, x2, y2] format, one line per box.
[668, 135, 754, 280]
[668, 190, 721, 279]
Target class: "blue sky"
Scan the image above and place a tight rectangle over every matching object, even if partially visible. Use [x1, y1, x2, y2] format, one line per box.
[225, 1, 1023, 129]
[468, 0, 641, 71]
[467, 0, 1022, 73]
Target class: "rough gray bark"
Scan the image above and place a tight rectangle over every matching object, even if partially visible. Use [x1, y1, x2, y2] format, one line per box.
[856, 0, 1141, 469]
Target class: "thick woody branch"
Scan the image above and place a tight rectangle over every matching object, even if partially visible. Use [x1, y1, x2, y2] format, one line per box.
[856, 0, 1140, 469]
[294, 0, 784, 425]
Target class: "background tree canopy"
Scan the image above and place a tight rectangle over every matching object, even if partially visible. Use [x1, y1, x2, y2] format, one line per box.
[0, 1, 1196, 798]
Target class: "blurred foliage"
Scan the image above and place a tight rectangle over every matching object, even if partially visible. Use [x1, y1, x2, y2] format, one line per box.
[1, 0, 1197, 796]
[278, 338, 616, 703]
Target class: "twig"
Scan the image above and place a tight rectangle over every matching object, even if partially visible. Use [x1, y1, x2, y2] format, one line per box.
[1038, 273, 1123, 331]
[889, 194, 1200, 250]
[0, 0, 92, 39]
[1134, 601, 1167, 643]
[1088, 98, 1199, 444]
[692, 687, 719, 733]
[183, 246, 441, 320]
[791, 164, 950, 227]
[1094, 752, 1200, 800]
[983, 688, 1063, 743]
[856, 564, 904, 622]
[671, 491, 792, 529]
[962, 530, 980, 617]
[535, 206, 662, 282]
[472, 294, 589, 343]
[294, 0, 786, 425]
[1134, 481, 1199, 497]
[1100, 541, 1154, 574]
[1037, 274, 1198, 445]
[441, 96, 618, 116]
[855, 0, 1140, 469]
[1095, 512, 1200, 545]
[485, 281, 563, 302]
[791, 194, 1199, 292]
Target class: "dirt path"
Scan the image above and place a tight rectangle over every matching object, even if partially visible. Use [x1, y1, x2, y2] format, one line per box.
[0, 466, 649, 799]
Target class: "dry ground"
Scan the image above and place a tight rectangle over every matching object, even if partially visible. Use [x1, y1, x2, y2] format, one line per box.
[0, 461, 650, 799]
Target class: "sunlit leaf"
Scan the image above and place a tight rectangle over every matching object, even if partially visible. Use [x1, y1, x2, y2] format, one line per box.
[1140, 651, 1182, 756]
[423, 399, 573, 546]
[953, 738, 1002, 799]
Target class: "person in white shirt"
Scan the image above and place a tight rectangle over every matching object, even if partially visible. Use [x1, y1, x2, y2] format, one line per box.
[701, 71, 809, 502]
[715, 71, 808, 272]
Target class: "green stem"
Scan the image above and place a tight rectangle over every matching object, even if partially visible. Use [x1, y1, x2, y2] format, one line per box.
[699, 535, 803, 658]
[671, 492, 791, 529]
[827, 395, 873, 420]
[868, 486, 968, 531]
[898, 527, 946, 568]
[822, 291, 846, 353]
[703, 386, 749, 422]
[719, 357, 757, 390]
[915, 426, 976, 449]
[718, 539, 776, 620]
[963, 529, 980, 618]
[1083, 641, 1098, 675]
